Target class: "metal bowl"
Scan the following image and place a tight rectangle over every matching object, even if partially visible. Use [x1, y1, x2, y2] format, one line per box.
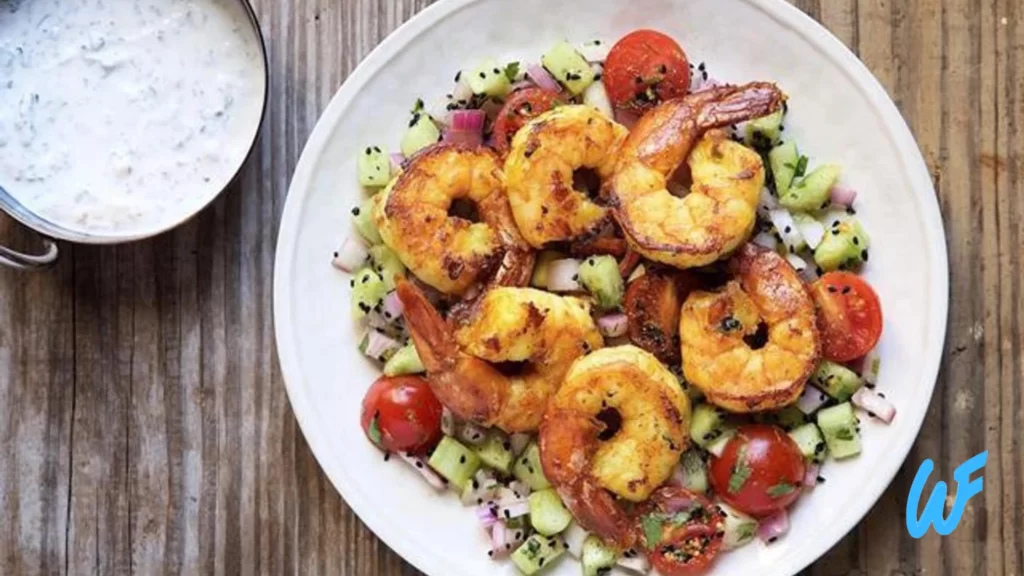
[0, 0, 269, 270]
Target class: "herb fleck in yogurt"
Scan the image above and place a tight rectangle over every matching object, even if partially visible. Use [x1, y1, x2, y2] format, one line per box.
[0, 0, 265, 235]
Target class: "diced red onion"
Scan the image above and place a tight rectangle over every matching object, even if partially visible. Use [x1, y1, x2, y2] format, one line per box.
[694, 74, 726, 92]
[579, 40, 611, 62]
[462, 472, 500, 505]
[852, 387, 896, 424]
[615, 109, 640, 130]
[509, 433, 531, 457]
[769, 208, 804, 252]
[490, 521, 508, 554]
[381, 291, 404, 321]
[441, 407, 456, 436]
[389, 153, 405, 173]
[706, 431, 734, 458]
[476, 504, 499, 528]
[492, 487, 527, 506]
[444, 109, 486, 147]
[757, 509, 790, 542]
[364, 311, 392, 330]
[510, 80, 534, 92]
[668, 462, 688, 487]
[785, 252, 808, 272]
[597, 313, 628, 338]
[799, 265, 820, 284]
[507, 480, 532, 499]
[496, 500, 531, 520]
[457, 421, 488, 445]
[361, 330, 401, 361]
[758, 187, 778, 219]
[830, 185, 858, 207]
[617, 553, 650, 574]
[546, 258, 582, 292]
[563, 523, 589, 558]
[797, 385, 830, 415]
[660, 493, 696, 513]
[526, 64, 561, 93]
[583, 81, 614, 118]
[795, 217, 826, 250]
[803, 462, 821, 489]
[397, 452, 446, 491]
[332, 236, 369, 273]
[752, 231, 779, 251]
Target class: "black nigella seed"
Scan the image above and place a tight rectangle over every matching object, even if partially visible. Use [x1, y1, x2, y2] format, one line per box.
[455, 71, 462, 82]
[351, 206, 360, 216]
[832, 229, 840, 235]
[349, 279, 354, 287]
[842, 286, 852, 294]
[827, 285, 837, 293]
[817, 476, 827, 483]
[479, 71, 486, 79]
[539, 558, 546, 567]
[503, 509, 511, 519]
[487, 550, 494, 557]
[877, 392, 887, 398]
[594, 73, 602, 81]
[572, 274, 579, 281]
[415, 460, 423, 468]
[635, 76, 643, 84]
[768, 537, 778, 544]
[784, 225, 792, 233]
[459, 455, 466, 464]
[383, 452, 390, 461]
[702, 71, 708, 80]
[373, 146, 381, 153]
[862, 250, 869, 261]
[493, 67, 500, 74]
[658, 64, 667, 74]
[853, 236, 860, 245]
[362, 276, 369, 284]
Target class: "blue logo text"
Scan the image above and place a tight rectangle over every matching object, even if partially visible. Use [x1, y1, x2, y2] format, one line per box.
[906, 451, 987, 538]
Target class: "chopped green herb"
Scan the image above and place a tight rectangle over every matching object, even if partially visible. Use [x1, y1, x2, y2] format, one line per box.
[504, 61, 521, 82]
[367, 414, 383, 446]
[737, 524, 756, 541]
[794, 155, 809, 178]
[728, 447, 752, 494]
[411, 98, 425, 114]
[835, 428, 855, 441]
[642, 514, 665, 547]
[526, 538, 541, 556]
[767, 482, 796, 498]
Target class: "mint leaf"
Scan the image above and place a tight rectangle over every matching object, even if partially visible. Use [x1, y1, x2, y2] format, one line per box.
[794, 155, 809, 178]
[835, 428, 854, 441]
[367, 413, 383, 446]
[767, 482, 796, 498]
[728, 447, 752, 494]
[642, 514, 665, 547]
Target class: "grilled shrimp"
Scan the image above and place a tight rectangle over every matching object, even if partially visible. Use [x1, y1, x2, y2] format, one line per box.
[376, 144, 534, 296]
[539, 346, 690, 548]
[610, 83, 786, 269]
[504, 105, 629, 248]
[396, 278, 603, 432]
[680, 244, 820, 412]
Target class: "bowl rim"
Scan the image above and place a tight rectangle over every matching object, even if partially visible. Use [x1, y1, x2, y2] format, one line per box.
[273, 0, 950, 574]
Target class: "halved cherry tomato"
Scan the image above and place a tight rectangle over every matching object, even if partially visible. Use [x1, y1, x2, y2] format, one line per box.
[638, 487, 724, 576]
[360, 375, 443, 454]
[708, 425, 805, 518]
[491, 87, 562, 152]
[604, 30, 691, 112]
[810, 272, 883, 362]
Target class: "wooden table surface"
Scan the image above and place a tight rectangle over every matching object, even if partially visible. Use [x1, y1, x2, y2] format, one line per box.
[1, 0, 1021, 574]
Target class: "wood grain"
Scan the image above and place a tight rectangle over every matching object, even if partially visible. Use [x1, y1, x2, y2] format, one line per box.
[0, 0, 1020, 574]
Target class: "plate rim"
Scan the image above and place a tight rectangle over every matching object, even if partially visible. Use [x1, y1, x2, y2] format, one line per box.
[273, 0, 950, 574]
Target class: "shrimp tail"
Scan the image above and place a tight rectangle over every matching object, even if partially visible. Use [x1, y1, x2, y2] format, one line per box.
[695, 81, 786, 131]
[395, 278, 507, 426]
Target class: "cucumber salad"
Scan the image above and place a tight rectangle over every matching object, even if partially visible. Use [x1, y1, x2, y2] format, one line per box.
[333, 29, 893, 576]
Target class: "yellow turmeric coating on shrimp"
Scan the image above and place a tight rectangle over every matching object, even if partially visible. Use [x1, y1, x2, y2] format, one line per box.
[610, 83, 786, 269]
[680, 243, 820, 412]
[504, 105, 629, 248]
[539, 346, 690, 548]
[396, 278, 602, 432]
[376, 144, 534, 296]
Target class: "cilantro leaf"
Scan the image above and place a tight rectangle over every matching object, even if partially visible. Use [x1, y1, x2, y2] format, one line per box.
[367, 413, 383, 446]
[728, 446, 752, 494]
[642, 514, 665, 547]
[737, 524, 756, 542]
[767, 482, 796, 498]
[794, 155, 809, 178]
[835, 428, 855, 441]
[504, 61, 521, 82]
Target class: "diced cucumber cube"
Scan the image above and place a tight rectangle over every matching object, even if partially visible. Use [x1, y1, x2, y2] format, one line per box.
[530, 250, 566, 289]
[401, 113, 441, 157]
[528, 489, 573, 536]
[812, 360, 864, 401]
[745, 109, 784, 149]
[510, 534, 565, 575]
[816, 402, 862, 459]
[513, 442, 551, 491]
[705, 429, 736, 458]
[788, 422, 828, 463]
[351, 268, 387, 320]
[474, 430, 515, 474]
[541, 41, 595, 95]
[427, 436, 481, 490]
[679, 449, 708, 494]
[690, 403, 731, 450]
[577, 255, 623, 310]
[780, 163, 842, 212]
[580, 535, 617, 576]
[718, 502, 758, 550]
[382, 344, 424, 376]
[357, 145, 391, 187]
[754, 405, 808, 431]
[368, 244, 406, 292]
[769, 141, 800, 196]
[468, 58, 513, 98]
[814, 217, 871, 272]
[352, 197, 382, 245]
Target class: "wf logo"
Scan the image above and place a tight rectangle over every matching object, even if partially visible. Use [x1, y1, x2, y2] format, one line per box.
[905, 451, 987, 538]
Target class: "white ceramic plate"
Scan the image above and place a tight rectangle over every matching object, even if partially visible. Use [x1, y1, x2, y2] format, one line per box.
[273, 0, 948, 574]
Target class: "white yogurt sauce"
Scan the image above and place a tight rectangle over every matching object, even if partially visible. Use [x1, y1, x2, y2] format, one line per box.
[0, 0, 265, 236]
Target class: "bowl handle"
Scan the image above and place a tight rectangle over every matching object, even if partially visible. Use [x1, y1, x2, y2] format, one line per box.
[0, 237, 59, 271]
